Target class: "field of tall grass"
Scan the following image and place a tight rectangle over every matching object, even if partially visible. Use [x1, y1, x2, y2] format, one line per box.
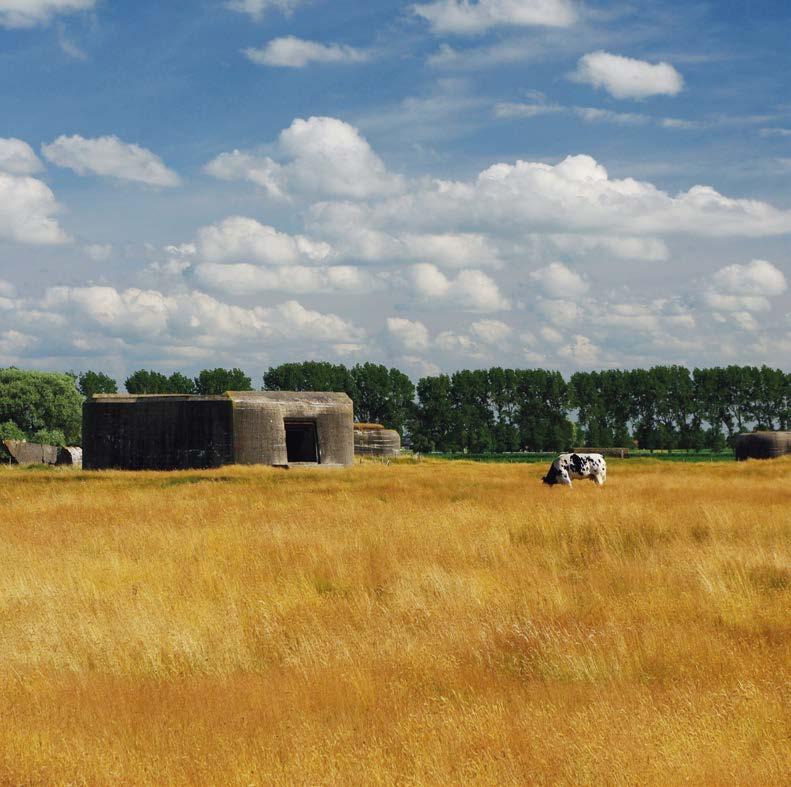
[0, 458, 788, 784]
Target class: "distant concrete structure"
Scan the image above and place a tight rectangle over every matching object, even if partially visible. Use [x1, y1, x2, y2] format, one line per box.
[58, 446, 83, 468]
[354, 424, 402, 458]
[734, 431, 791, 461]
[574, 447, 630, 459]
[83, 391, 354, 470]
[0, 441, 82, 467]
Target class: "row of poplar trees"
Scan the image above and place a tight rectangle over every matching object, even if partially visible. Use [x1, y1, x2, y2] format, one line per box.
[113, 362, 790, 453]
[3, 363, 788, 451]
[258, 362, 789, 453]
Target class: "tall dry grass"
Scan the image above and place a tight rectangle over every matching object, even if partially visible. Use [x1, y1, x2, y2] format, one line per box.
[0, 458, 788, 785]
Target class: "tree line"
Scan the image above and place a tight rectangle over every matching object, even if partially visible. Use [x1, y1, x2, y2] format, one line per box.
[1, 363, 788, 450]
[262, 362, 789, 452]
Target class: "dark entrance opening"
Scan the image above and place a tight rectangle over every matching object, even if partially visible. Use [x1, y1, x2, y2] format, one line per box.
[285, 420, 319, 463]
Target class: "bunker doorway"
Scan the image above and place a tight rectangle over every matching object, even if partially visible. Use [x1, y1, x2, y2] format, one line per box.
[285, 420, 319, 464]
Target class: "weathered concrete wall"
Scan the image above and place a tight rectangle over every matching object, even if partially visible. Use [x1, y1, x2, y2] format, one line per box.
[230, 392, 354, 467]
[734, 431, 791, 461]
[83, 396, 234, 470]
[354, 427, 401, 458]
[57, 446, 83, 467]
[2, 441, 60, 465]
[83, 391, 354, 470]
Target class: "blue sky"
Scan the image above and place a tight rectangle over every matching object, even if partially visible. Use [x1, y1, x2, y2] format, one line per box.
[0, 0, 789, 381]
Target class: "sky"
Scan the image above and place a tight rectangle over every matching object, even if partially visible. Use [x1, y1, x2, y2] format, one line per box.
[0, 0, 789, 382]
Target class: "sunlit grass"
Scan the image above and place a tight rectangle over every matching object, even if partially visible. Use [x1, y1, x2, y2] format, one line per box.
[0, 458, 789, 784]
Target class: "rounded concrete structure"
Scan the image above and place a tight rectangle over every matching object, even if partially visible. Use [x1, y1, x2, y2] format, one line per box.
[83, 391, 354, 470]
[1, 440, 60, 465]
[734, 431, 791, 461]
[354, 425, 402, 458]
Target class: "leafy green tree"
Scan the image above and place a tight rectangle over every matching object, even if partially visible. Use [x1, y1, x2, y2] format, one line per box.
[515, 369, 572, 452]
[125, 370, 170, 394]
[693, 367, 733, 439]
[411, 375, 454, 452]
[166, 372, 196, 394]
[488, 368, 521, 451]
[781, 372, 791, 431]
[78, 370, 118, 398]
[194, 368, 253, 395]
[746, 366, 787, 430]
[449, 370, 495, 453]
[263, 362, 356, 399]
[125, 370, 195, 394]
[0, 420, 26, 441]
[351, 363, 415, 434]
[628, 368, 660, 450]
[0, 368, 83, 444]
[707, 427, 727, 453]
[651, 366, 697, 449]
[722, 365, 754, 436]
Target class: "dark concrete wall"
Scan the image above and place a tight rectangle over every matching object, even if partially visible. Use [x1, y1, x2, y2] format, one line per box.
[734, 431, 791, 461]
[354, 428, 401, 458]
[83, 396, 234, 470]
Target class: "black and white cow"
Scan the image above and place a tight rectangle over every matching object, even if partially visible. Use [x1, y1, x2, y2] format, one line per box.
[542, 453, 607, 487]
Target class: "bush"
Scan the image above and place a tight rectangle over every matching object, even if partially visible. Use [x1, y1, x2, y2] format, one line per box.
[32, 429, 67, 446]
[0, 420, 26, 442]
[0, 369, 82, 444]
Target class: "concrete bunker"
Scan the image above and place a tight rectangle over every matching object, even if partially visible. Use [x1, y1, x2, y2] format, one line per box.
[83, 391, 354, 470]
[353, 423, 402, 458]
[733, 431, 791, 461]
[1, 441, 82, 467]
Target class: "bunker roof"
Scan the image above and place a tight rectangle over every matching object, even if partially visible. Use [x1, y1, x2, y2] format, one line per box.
[90, 391, 352, 405]
[227, 391, 351, 405]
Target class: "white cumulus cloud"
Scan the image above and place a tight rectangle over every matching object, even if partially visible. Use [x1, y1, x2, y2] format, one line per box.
[572, 51, 684, 99]
[356, 153, 791, 239]
[704, 259, 787, 314]
[244, 37, 369, 68]
[26, 285, 365, 348]
[470, 319, 511, 344]
[42, 135, 181, 187]
[546, 234, 669, 262]
[193, 262, 380, 296]
[196, 216, 332, 266]
[530, 261, 589, 298]
[413, 0, 577, 35]
[386, 317, 431, 352]
[410, 263, 510, 312]
[205, 117, 402, 200]
[559, 334, 602, 366]
[710, 259, 786, 297]
[0, 172, 70, 245]
[0, 138, 43, 174]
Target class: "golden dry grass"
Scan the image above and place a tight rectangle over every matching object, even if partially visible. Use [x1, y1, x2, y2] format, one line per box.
[0, 458, 789, 785]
